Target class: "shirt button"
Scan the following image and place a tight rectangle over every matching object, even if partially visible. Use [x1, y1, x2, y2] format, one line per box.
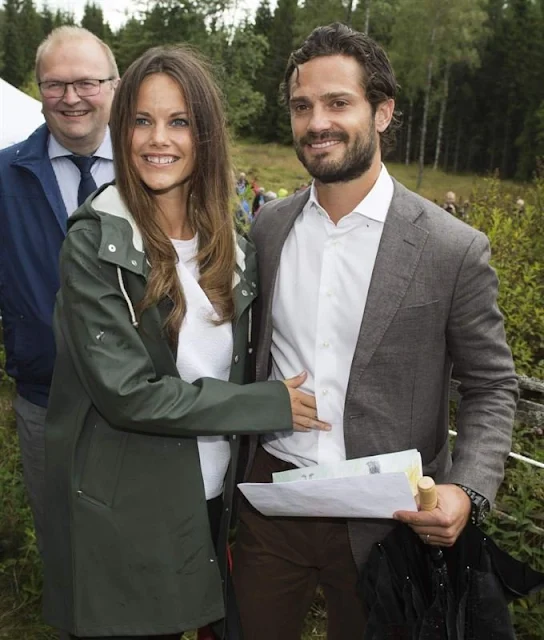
[322, 341, 330, 348]
[234, 355, 240, 363]
[251, 281, 257, 288]
[131, 259, 137, 266]
[322, 389, 329, 396]
[326, 290, 333, 297]
[242, 289, 249, 297]
[108, 244, 116, 252]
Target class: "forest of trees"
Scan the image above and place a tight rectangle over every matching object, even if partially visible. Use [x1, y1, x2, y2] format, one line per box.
[1, 0, 544, 182]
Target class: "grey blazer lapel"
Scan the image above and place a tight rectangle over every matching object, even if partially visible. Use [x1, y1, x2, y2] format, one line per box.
[255, 189, 310, 380]
[346, 180, 429, 402]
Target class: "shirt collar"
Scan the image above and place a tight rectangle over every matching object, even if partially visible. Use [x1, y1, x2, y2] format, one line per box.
[48, 126, 113, 161]
[308, 164, 393, 223]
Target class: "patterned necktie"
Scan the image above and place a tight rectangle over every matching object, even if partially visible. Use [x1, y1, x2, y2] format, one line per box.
[68, 155, 98, 206]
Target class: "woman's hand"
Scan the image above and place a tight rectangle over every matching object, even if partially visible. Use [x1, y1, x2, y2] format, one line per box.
[283, 372, 331, 433]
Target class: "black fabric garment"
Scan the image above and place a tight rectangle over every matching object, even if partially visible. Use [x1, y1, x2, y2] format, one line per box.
[360, 522, 544, 639]
[207, 495, 223, 544]
[68, 155, 98, 206]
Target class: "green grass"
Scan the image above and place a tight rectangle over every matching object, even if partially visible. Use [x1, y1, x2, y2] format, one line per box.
[231, 139, 526, 205]
[0, 382, 53, 639]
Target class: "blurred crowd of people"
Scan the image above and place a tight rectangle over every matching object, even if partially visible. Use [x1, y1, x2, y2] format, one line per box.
[234, 171, 309, 223]
[238, 177, 528, 228]
[441, 189, 526, 220]
[441, 191, 470, 219]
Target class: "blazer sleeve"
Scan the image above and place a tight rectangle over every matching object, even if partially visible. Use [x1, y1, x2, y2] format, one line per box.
[56, 224, 293, 438]
[445, 231, 518, 502]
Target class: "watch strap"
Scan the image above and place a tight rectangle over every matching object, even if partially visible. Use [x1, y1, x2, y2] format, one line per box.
[456, 484, 490, 525]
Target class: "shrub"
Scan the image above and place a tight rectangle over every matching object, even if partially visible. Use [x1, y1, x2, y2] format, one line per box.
[466, 176, 544, 377]
[0, 348, 52, 638]
[483, 421, 544, 640]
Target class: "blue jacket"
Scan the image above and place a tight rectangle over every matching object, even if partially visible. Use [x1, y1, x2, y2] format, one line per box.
[0, 124, 68, 407]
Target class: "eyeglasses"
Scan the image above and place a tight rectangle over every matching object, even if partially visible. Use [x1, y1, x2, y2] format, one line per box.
[38, 78, 115, 99]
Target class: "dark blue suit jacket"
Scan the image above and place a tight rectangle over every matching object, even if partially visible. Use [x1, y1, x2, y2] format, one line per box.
[0, 124, 68, 406]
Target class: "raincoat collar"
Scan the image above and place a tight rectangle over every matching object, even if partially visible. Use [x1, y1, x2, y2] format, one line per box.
[74, 183, 250, 286]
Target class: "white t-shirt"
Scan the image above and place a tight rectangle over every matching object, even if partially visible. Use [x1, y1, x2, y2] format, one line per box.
[172, 236, 233, 499]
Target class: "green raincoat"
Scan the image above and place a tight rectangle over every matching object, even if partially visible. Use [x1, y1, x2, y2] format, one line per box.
[42, 183, 291, 637]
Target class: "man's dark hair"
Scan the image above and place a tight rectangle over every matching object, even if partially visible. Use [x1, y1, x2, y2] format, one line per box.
[281, 22, 401, 156]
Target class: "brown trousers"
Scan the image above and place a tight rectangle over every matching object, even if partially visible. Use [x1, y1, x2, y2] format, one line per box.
[233, 447, 366, 640]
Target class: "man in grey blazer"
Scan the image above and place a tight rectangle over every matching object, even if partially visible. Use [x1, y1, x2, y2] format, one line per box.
[232, 22, 518, 640]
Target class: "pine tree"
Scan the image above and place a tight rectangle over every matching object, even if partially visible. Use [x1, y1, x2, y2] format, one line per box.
[295, 0, 344, 42]
[2, 0, 27, 87]
[253, 0, 273, 37]
[351, 0, 398, 45]
[113, 17, 149, 73]
[19, 0, 42, 76]
[41, 1, 54, 37]
[81, 2, 106, 39]
[504, 0, 544, 179]
[141, 1, 207, 49]
[258, 0, 298, 142]
[53, 9, 75, 28]
[204, 23, 268, 135]
[431, 0, 487, 171]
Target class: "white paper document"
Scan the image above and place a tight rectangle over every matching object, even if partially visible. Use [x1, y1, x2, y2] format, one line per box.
[272, 449, 423, 495]
[238, 449, 421, 519]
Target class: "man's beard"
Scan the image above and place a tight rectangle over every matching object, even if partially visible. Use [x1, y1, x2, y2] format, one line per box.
[293, 126, 377, 184]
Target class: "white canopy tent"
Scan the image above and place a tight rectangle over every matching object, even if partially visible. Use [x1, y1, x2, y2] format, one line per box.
[0, 78, 45, 149]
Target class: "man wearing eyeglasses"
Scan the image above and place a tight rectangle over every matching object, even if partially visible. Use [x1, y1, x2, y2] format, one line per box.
[0, 26, 119, 556]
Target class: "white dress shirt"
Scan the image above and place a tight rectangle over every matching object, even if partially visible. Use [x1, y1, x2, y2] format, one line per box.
[48, 128, 115, 217]
[172, 236, 233, 500]
[263, 165, 394, 468]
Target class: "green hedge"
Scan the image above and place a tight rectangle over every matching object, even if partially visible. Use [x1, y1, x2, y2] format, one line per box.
[465, 175, 544, 378]
[457, 173, 544, 639]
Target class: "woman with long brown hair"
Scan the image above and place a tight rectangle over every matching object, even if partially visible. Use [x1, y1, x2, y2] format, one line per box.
[42, 45, 328, 640]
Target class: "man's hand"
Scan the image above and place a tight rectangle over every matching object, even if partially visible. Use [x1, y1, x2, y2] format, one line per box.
[393, 484, 471, 547]
[283, 372, 331, 433]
